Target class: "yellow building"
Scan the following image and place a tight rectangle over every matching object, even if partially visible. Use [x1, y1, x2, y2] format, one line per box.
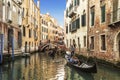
[22, 0, 40, 52]
[57, 26, 64, 42]
[40, 13, 61, 43]
[40, 14, 48, 42]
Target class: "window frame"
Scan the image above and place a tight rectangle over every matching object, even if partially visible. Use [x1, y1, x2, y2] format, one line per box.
[100, 34, 106, 51]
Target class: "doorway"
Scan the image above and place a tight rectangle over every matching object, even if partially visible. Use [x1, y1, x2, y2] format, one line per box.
[25, 42, 27, 53]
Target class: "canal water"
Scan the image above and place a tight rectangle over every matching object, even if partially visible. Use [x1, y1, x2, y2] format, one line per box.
[0, 53, 120, 80]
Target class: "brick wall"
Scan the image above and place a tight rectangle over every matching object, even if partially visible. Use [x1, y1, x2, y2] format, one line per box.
[88, 0, 120, 61]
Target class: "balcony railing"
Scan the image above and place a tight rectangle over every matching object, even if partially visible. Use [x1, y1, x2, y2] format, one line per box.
[68, 6, 77, 18]
[108, 8, 120, 26]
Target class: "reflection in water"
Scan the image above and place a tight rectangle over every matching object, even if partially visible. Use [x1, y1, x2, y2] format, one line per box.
[0, 53, 120, 80]
[94, 64, 120, 80]
[65, 65, 95, 80]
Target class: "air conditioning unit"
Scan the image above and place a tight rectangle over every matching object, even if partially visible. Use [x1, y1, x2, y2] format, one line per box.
[7, 10, 12, 23]
[17, 0, 22, 5]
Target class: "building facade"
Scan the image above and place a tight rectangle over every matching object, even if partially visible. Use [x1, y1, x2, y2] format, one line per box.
[88, 0, 120, 61]
[41, 13, 62, 43]
[40, 14, 48, 42]
[0, 0, 22, 54]
[64, 0, 120, 62]
[64, 0, 88, 53]
[22, 0, 40, 52]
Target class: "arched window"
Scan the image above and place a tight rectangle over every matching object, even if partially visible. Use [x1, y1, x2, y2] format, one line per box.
[8, 1, 10, 7]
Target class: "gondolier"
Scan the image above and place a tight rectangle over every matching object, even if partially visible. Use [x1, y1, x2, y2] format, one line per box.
[70, 45, 75, 57]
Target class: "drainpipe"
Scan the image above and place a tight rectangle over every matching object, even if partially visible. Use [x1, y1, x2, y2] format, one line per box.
[87, 0, 90, 54]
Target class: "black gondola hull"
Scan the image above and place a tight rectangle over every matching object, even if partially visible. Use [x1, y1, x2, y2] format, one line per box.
[66, 62, 97, 73]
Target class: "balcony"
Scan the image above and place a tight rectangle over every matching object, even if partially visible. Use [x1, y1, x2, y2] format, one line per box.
[7, 10, 12, 23]
[17, 0, 22, 5]
[68, 6, 77, 18]
[108, 8, 120, 27]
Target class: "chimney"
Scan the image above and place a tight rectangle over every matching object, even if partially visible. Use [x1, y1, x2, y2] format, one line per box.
[37, 0, 40, 8]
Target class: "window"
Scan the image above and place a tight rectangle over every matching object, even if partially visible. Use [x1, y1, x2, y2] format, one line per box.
[71, 18, 79, 32]
[23, 26, 26, 36]
[66, 26, 68, 34]
[22, 8, 25, 18]
[81, 11, 86, 26]
[101, 5, 106, 23]
[101, 35, 106, 50]
[29, 29, 30, 38]
[77, 0, 79, 5]
[71, 20, 77, 31]
[91, 6, 95, 26]
[69, 24, 71, 32]
[84, 36, 86, 47]
[78, 37, 80, 45]
[29, 29, 32, 38]
[74, 0, 77, 6]
[90, 36, 94, 50]
[76, 18, 80, 28]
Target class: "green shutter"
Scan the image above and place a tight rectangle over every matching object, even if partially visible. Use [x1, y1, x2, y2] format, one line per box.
[69, 24, 71, 32]
[74, 0, 77, 6]
[101, 5, 105, 22]
[77, 0, 79, 5]
[82, 14, 86, 26]
[91, 12, 95, 26]
[66, 26, 68, 33]
[76, 18, 80, 28]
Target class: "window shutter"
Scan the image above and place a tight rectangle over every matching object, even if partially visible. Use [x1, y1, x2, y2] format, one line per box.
[101, 5, 105, 22]
[91, 11, 95, 26]
[69, 24, 71, 32]
[76, 18, 80, 28]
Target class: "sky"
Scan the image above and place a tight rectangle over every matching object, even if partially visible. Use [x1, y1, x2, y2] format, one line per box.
[34, 0, 66, 27]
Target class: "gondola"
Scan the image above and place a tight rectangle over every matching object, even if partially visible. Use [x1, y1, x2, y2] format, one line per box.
[65, 54, 97, 73]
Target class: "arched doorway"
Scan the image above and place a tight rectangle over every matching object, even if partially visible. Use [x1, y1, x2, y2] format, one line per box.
[8, 28, 13, 54]
[115, 32, 120, 60]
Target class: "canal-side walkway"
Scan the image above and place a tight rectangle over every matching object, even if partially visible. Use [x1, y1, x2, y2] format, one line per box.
[1, 49, 38, 65]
